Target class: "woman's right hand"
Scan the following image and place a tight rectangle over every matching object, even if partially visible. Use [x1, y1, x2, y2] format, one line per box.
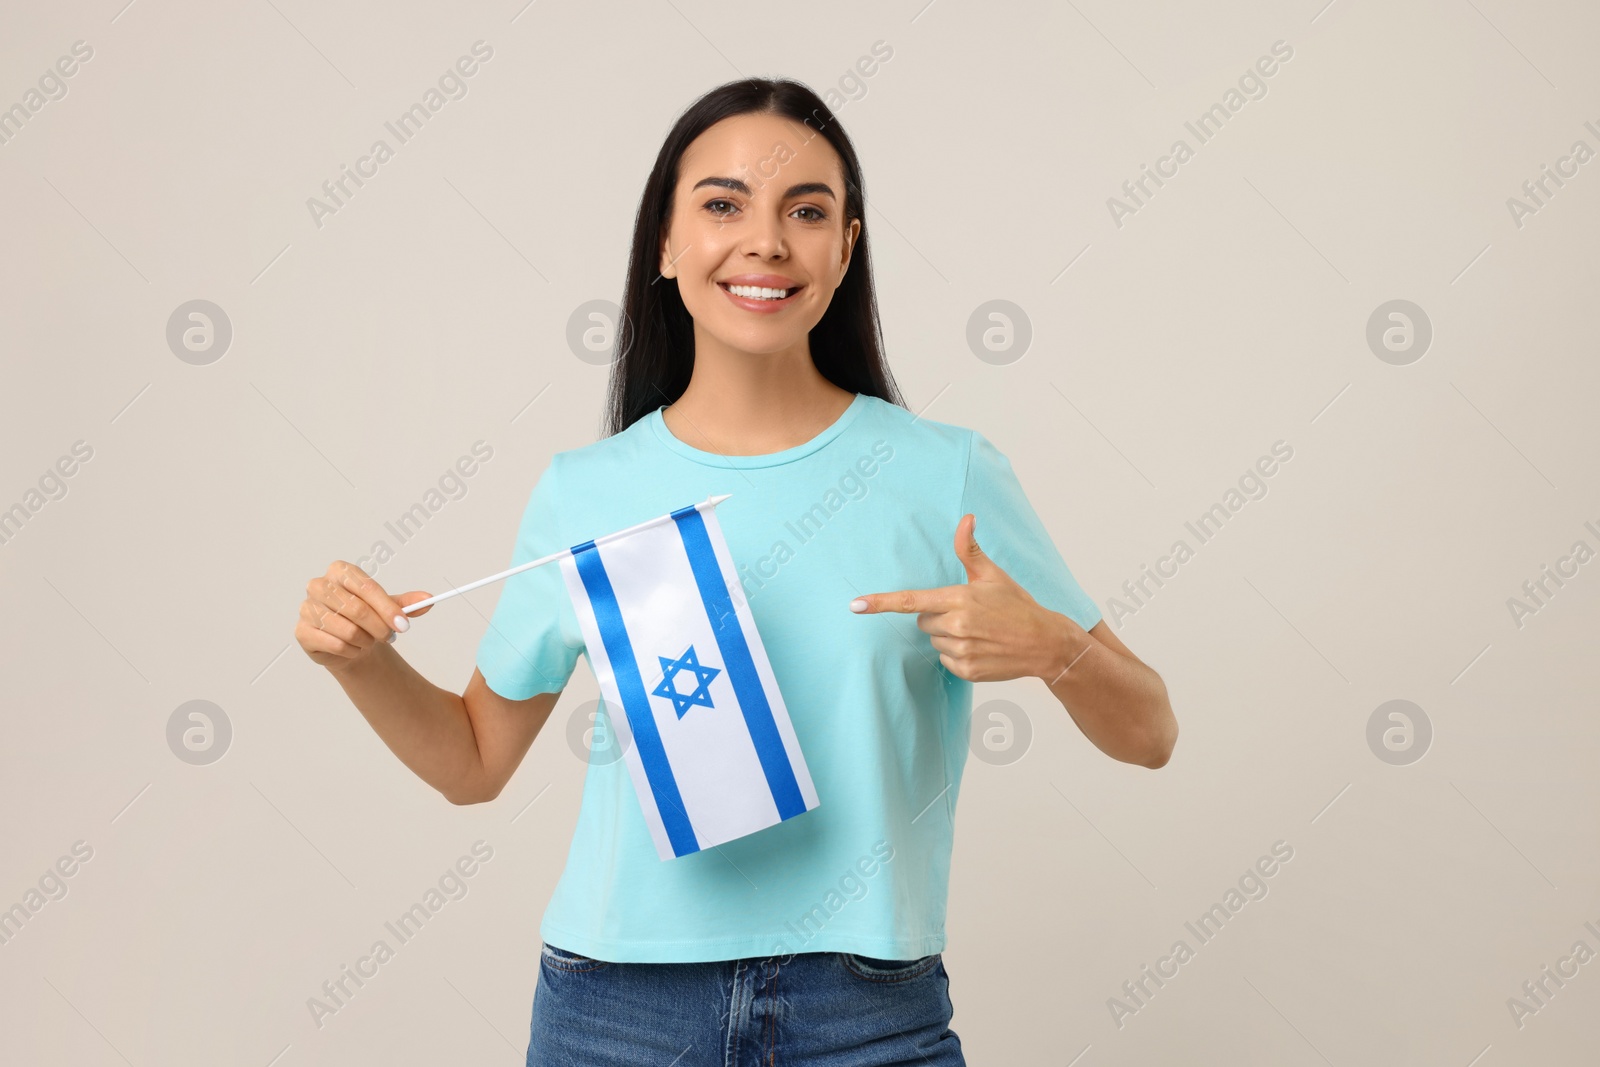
[296, 561, 434, 672]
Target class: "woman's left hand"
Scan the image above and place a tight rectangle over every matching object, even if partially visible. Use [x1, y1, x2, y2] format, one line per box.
[848, 513, 1070, 683]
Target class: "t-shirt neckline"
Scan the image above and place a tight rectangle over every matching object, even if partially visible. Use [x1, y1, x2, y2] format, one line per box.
[649, 393, 868, 469]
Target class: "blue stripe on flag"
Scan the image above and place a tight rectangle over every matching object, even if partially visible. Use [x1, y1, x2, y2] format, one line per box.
[670, 504, 807, 820]
[571, 540, 700, 857]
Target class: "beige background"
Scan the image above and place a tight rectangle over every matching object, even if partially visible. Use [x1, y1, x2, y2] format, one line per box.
[3, 0, 1597, 1063]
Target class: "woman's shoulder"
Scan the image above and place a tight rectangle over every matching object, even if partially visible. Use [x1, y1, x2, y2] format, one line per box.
[539, 411, 659, 476]
[855, 394, 981, 457]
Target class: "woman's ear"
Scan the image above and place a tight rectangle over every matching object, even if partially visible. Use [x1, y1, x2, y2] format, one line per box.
[838, 217, 861, 277]
[659, 237, 678, 279]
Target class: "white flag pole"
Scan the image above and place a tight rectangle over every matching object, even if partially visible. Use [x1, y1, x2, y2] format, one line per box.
[399, 493, 732, 615]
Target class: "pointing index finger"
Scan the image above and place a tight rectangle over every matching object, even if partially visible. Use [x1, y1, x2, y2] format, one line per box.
[850, 585, 960, 615]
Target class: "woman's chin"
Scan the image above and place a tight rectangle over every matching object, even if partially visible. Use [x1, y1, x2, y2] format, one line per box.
[700, 322, 814, 358]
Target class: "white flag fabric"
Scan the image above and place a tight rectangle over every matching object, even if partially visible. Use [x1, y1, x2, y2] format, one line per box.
[556, 497, 820, 860]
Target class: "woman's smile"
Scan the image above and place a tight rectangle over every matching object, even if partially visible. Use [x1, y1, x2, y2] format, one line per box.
[717, 272, 806, 314]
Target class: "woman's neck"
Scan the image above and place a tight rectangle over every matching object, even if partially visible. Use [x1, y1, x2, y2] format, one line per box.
[661, 343, 855, 457]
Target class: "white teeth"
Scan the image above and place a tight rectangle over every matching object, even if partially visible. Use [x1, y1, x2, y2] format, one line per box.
[726, 284, 792, 300]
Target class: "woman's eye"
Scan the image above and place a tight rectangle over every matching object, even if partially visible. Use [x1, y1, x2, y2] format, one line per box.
[702, 200, 826, 221]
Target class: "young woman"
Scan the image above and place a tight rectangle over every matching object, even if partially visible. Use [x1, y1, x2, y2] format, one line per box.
[295, 78, 1176, 1066]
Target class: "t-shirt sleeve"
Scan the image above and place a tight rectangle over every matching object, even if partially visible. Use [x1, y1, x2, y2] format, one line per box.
[958, 430, 1102, 632]
[474, 457, 584, 700]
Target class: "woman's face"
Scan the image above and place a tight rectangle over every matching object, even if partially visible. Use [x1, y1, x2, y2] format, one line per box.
[659, 111, 861, 357]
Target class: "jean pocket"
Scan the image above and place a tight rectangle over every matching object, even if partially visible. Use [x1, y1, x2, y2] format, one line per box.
[840, 951, 942, 983]
[540, 941, 610, 972]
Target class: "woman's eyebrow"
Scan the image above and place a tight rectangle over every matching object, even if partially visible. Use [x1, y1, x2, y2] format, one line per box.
[689, 176, 837, 200]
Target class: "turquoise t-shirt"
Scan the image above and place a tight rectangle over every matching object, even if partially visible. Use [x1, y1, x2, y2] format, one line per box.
[475, 392, 1101, 963]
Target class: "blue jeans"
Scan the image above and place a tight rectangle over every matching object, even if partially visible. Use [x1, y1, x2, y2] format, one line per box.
[528, 940, 966, 1066]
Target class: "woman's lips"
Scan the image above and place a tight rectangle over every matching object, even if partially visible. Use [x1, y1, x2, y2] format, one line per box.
[718, 283, 803, 314]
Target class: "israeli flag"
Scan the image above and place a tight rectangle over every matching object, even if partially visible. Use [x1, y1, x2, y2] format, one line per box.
[557, 497, 820, 860]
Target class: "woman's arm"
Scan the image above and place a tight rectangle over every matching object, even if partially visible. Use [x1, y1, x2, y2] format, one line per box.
[851, 512, 1178, 769]
[327, 646, 560, 804]
[1038, 616, 1177, 769]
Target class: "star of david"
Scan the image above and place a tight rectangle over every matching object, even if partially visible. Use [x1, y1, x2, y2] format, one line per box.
[652, 645, 722, 719]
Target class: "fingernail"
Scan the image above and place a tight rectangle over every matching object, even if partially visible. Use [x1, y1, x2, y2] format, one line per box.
[387, 631, 398, 643]
[849, 598, 868, 613]
[393, 614, 410, 633]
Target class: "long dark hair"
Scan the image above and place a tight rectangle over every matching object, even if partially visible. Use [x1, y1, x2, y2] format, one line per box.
[603, 77, 904, 438]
